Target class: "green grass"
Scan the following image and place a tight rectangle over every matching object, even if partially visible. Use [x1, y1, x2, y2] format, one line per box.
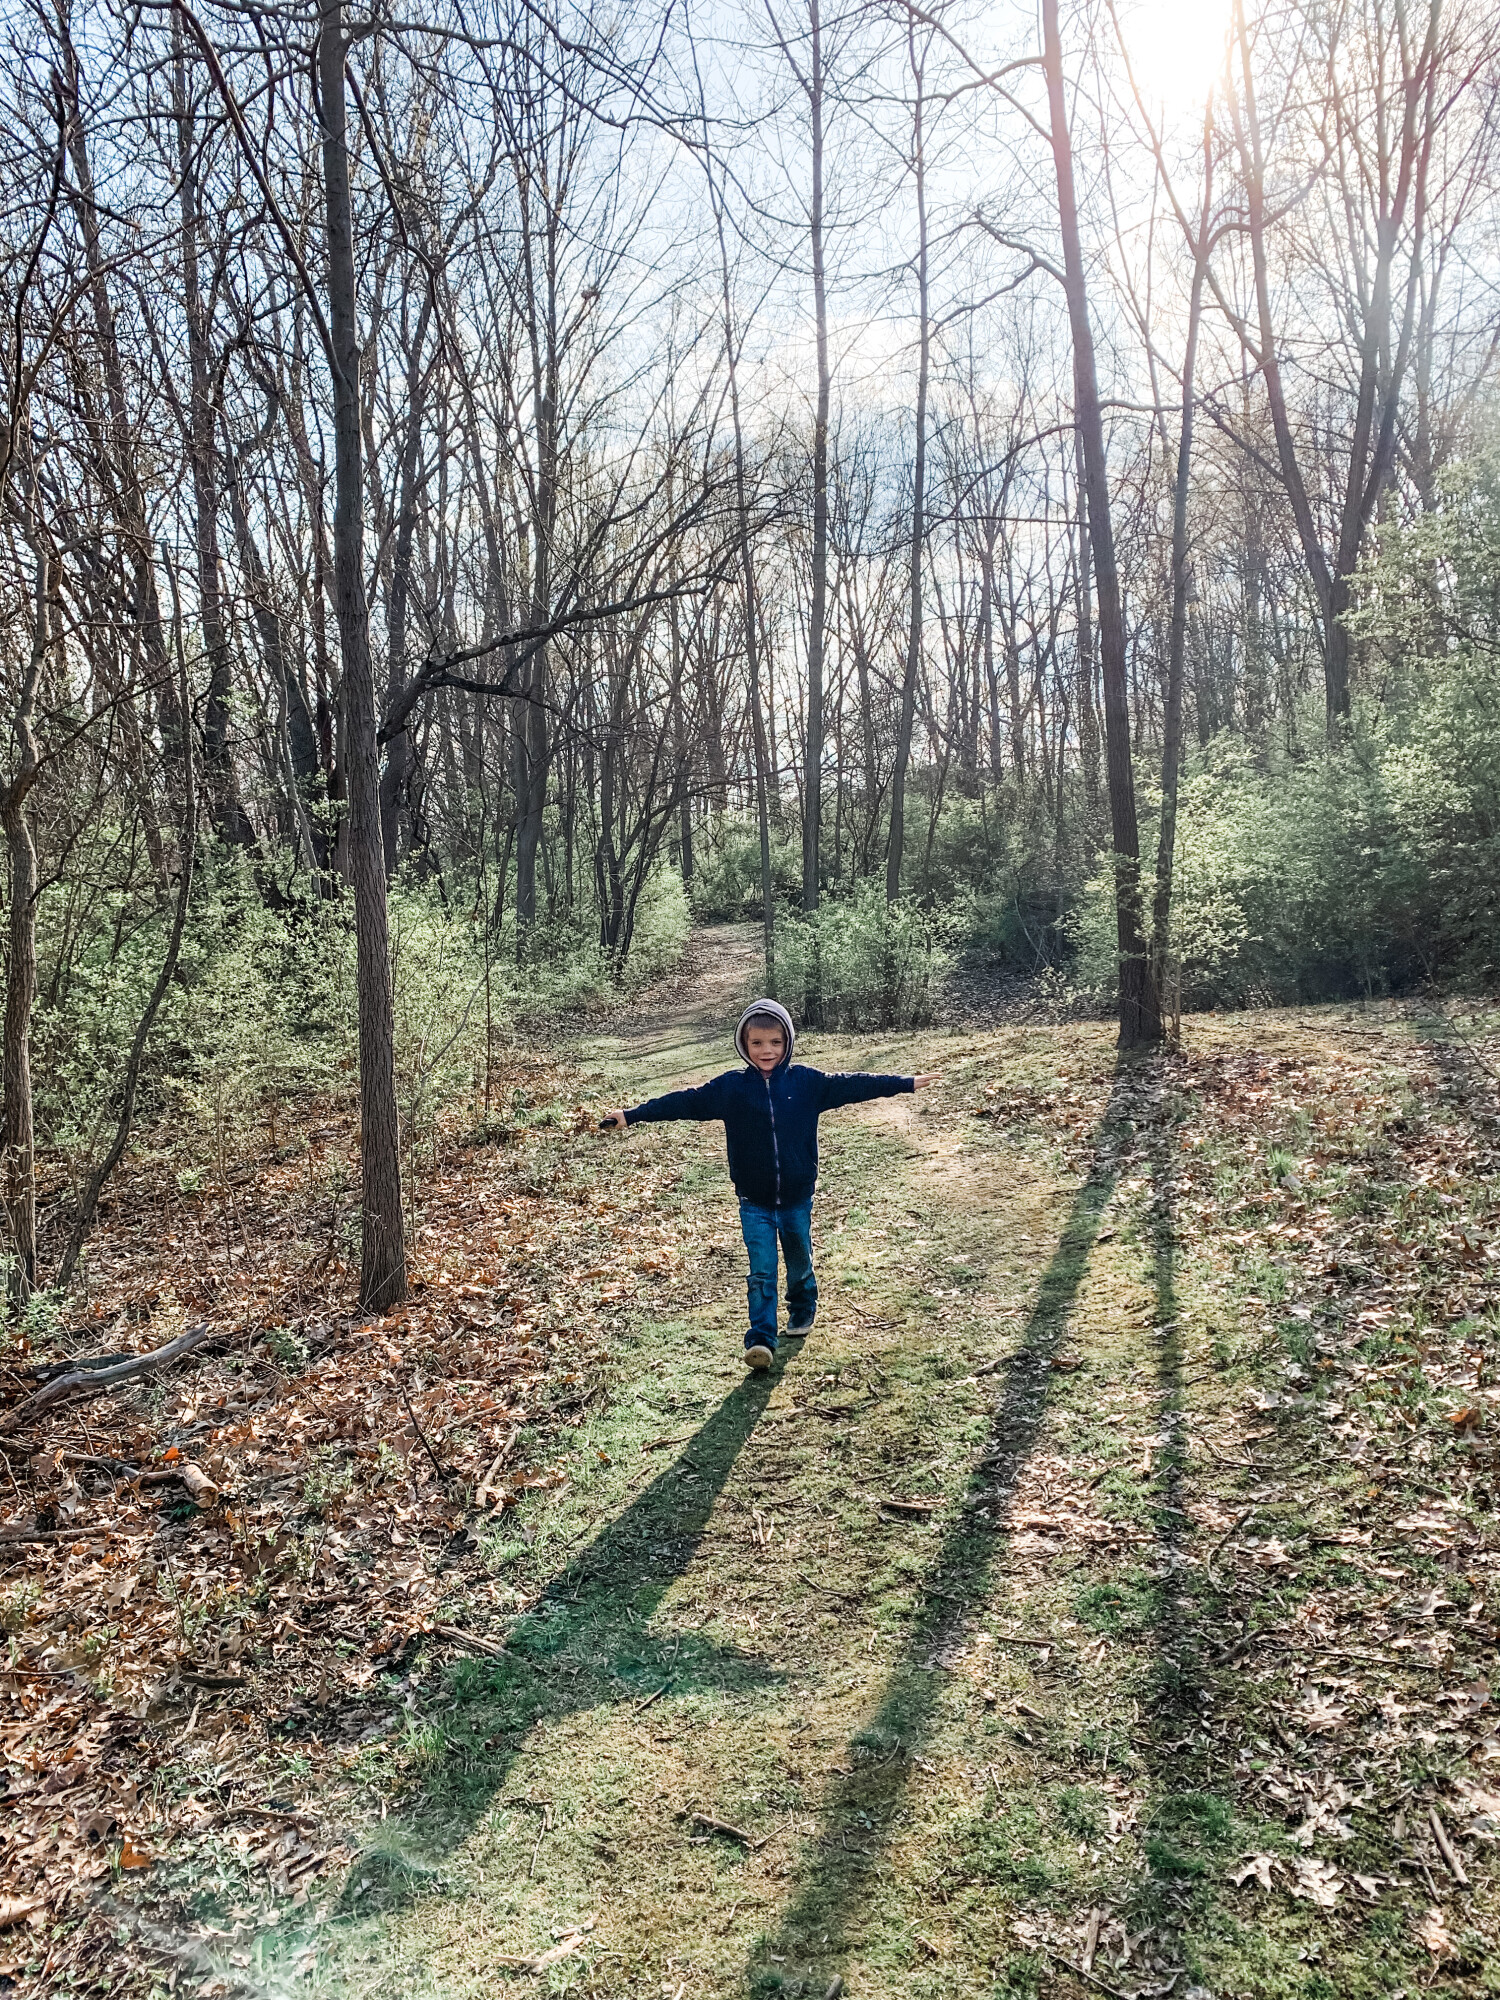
[148, 1004, 1500, 2000]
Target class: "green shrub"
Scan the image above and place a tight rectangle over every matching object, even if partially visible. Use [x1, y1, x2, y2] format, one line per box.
[776, 878, 961, 1029]
[686, 812, 801, 922]
[32, 845, 688, 1164]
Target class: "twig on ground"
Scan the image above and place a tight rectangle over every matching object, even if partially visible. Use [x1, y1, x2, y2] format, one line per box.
[401, 1378, 449, 1482]
[1045, 1947, 1131, 1999]
[691, 1812, 767, 1849]
[1205, 1505, 1259, 1588]
[1430, 1805, 1470, 1887]
[433, 1622, 550, 1676]
[527, 1801, 554, 1878]
[798, 1571, 863, 1601]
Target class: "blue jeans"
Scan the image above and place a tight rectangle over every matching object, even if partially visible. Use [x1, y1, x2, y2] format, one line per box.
[739, 1197, 816, 1347]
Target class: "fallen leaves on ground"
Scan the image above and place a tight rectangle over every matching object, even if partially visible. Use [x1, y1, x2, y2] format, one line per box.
[0, 1044, 700, 1993]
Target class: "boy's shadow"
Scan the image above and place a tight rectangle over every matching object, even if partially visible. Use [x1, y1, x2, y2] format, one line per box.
[336, 1356, 789, 1911]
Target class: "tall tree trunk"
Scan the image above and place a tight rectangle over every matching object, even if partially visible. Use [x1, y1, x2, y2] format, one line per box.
[318, 0, 406, 1309]
[802, 0, 830, 924]
[172, 17, 255, 853]
[1230, 0, 1436, 734]
[512, 168, 558, 941]
[980, 536, 1003, 781]
[1, 545, 51, 1302]
[60, 38, 172, 891]
[704, 84, 774, 986]
[57, 587, 197, 1290]
[380, 288, 435, 876]
[1042, 0, 1160, 1046]
[886, 22, 929, 905]
[669, 559, 694, 885]
[1150, 110, 1213, 1022]
[222, 427, 327, 869]
[1072, 427, 1101, 819]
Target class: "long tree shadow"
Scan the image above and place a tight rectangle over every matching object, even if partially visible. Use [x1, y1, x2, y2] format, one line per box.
[329, 1357, 792, 1919]
[743, 1078, 1131, 1992]
[1129, 1056, 1237, 1955]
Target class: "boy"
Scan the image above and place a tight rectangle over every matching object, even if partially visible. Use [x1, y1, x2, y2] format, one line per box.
[602, 998, 940, 1370]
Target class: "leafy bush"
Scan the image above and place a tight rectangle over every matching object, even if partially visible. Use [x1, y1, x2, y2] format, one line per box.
[775, 878, 962, 1028]
[32, 847, 689, 1161]
[1065, 665, 1500, 1010]
[687, 812, 801, 922]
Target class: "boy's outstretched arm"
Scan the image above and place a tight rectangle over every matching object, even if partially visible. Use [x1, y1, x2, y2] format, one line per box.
[817, 1068, 941, 1110]
[600, 1076, 727, 1131]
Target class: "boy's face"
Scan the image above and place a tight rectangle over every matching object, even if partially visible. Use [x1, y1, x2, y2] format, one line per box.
[745, 1025, 786, 1074]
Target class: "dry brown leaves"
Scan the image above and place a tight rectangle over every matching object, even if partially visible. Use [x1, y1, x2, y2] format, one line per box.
[0, 1050, 695, 1990]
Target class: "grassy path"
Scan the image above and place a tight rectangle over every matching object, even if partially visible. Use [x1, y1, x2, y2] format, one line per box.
[294, 954, 1498, 2000]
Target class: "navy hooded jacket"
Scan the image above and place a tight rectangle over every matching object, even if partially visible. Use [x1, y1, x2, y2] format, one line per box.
[623, 997, 913, 1208]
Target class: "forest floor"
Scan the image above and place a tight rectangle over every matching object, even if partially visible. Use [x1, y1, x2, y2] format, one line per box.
[5, 929, 1500, 2000]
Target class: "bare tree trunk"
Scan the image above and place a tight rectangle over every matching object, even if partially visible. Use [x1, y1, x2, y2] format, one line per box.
[222, 425, 327, 869]
[802, 0, 831, 925]
[1229, 0, 1437, 734]
[1042, 0, 1160, 1046]
[318, 0, 406, 1309]
[58, 583, 197, 1290]
[1072, 427, 1101, 819]
[886, 20, 930, 905]
[172, 16, 255, 853]
[1151, 110, 1213, 1020]
[380, 288, 435, 876]
[702, 63, 775, 986]
[803, 0, 833, 1021]
[1, 545, 51, 1302]
[60, 38, 172, 891]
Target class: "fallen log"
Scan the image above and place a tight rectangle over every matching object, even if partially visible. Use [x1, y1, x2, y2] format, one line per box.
[1, 1324, 214, 1433]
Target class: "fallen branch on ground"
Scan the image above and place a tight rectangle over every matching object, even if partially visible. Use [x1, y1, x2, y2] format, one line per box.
[0, 1324, 214, 1432]
[1045, 1948, 1130, 2000]
[434, 1622, 551, 1676]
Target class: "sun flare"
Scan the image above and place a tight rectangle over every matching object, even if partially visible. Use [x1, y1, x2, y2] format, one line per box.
[1116, 0, 1233, 118]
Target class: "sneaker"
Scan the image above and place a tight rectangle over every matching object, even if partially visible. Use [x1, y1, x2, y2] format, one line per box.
[786, 1313, 815, 1334]
[744, 1341, 776, 1371]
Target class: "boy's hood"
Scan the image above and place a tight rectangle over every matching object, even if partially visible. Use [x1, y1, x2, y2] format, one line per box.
[734, 997, 796, 1068]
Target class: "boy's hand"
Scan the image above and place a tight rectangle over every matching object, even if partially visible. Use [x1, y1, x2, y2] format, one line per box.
[912, 1074, 942, 1090]
[599, 1109, 628, 1129]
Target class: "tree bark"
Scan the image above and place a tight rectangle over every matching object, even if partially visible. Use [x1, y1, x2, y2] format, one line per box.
[57, 586, 197, 1290]
[380, 287, 436, 876]
[1, 546, 51, 1302]
[172, 17, 255, 853]
[886, 20, 930, 905]
[802, 0, 830, 925]
[1042, 0, 1160, 1046]
[1151, 109, 1213, 1024]
[318, 0, 406, 1309]
[1072, 427, 1101, 818]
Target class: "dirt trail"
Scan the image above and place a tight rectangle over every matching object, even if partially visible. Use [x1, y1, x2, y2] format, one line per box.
[573, 922, 765, 1088]
[298, 934, 1110, 1999]
[256, 940, 1497, 1999]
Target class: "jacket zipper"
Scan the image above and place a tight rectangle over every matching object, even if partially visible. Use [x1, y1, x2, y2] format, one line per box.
[764, 1072, 781, 1205]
